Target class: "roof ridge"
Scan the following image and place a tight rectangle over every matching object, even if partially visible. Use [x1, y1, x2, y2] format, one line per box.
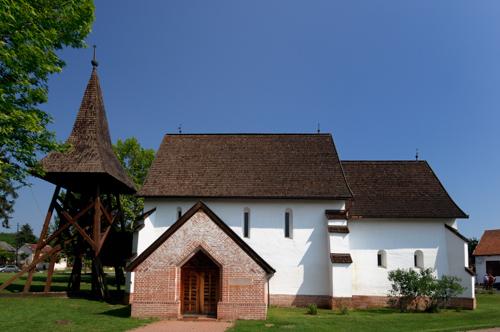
[90, 69, 108, 176]
[329, 134, 354, 199]
[164, 133, 333, 136]
[342, 160, 427, 163]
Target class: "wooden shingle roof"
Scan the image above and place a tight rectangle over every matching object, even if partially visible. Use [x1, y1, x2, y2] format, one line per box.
[342, 161, 467, 219]
[473, 229, 500, 256]
[39, 67, 135, 194]
[138, 134, 353, 199]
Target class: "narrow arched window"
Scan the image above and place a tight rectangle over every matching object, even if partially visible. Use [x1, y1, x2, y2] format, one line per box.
[284, 209, 293, 238]
[177, 207, 182, 220]
[243, 208, 250, 238]
[377, 250, 387, 268]
[414, 250, 424, 268]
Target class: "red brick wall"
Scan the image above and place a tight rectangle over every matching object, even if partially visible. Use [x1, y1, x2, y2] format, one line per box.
[270, 294, 331, 308]
[131, 211, 268, 320]
[269, 295, 475, 311]
[447, 297, 476, 310]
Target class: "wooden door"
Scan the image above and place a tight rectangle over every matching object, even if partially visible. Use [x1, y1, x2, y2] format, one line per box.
[181, 268, 219, 315]
[202, 269, 218, 315]
[182, 269, 199, 314]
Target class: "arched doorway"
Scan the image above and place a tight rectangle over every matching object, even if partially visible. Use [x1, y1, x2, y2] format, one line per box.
[181, 250, 221, 316]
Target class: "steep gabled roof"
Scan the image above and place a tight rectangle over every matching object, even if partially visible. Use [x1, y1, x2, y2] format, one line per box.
[474, 229, 500, 256]
[139, 134, 352, 199]
[0, 241, 15, 252]
[39, 67, 135, 194]
[126, 201, 275, 274]
[342, 161, 468, 219]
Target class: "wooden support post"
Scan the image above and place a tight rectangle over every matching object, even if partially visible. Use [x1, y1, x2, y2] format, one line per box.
[91, 256, 108, 299]
[68, 252, 83, 292]
[114, 265, 124, 292]
[44, 253, 58, 293]
[22, 186, 61, 293]
[93, 188, 101, 251]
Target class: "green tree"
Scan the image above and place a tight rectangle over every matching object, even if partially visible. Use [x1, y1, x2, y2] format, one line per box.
[468, 237, 478, 268]
[112, 138, 155, 228]
[0, 248, 15, 263]
[0, 0, 95, 227]
[15, 223, 36, 246]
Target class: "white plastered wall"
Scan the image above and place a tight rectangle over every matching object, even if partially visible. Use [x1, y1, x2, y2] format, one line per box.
[444, 226, 475, 298]
[128, 198, 345, 296]
[349, 219, 473, 298]
[476, 255, 500, 282]
[327, 218, 352, 297]
[127, 201, 473, 300]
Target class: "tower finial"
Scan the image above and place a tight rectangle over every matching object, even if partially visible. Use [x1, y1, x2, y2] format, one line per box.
[91, 45, 98, 67]
[415, 148, 419, 161]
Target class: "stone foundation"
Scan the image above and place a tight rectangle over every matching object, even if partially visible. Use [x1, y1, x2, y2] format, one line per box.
[270, 294, 331, 308]
[217, 302, 268, 320]
[131, 300, 180, 318]
[448, 297, 476, 310]
[270, 294, 476, 311]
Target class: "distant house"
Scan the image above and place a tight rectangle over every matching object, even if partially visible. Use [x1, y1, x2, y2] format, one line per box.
[474, 229, 500, 282]
[18, 244, 67, 271]
[0, 241, 16, 264]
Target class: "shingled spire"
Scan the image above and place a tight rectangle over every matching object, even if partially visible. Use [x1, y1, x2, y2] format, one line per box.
[0, 57, 136, 299]
[39, 63, 135, 194]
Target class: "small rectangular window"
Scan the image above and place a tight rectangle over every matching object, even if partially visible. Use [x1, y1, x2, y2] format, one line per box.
[177, 208, 182, 219]
[243, 211, 250, 238]
[377, 254, 382, 267]
[414, 254, 418, 267]
[285, 212, 291, 238]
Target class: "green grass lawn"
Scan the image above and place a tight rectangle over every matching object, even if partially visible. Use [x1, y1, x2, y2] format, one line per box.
[0, 272, 152, 331]
[231, 293, 500, 332]
[0, 270, 116, 293]
[0, 270, 498, 332]
[0, 296, 152, 332]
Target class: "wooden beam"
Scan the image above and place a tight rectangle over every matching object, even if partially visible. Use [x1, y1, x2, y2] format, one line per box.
[96, 224, 112, 255]
[56, 205, 96, 250]
[2, 245, 61, 292]
[22, 186, 61, 292]
[100, 204, 114, 225]
[44, 253, 59, 293]
[43, 200, 95, 246]
[93, 193, 101, 249]
[55, 203, 97, 251]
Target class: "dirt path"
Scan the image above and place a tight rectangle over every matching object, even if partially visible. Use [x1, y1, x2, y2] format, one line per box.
[129, 320, 233, 332]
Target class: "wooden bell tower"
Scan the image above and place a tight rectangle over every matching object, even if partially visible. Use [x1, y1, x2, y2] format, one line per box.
[0, 53, 136, 298]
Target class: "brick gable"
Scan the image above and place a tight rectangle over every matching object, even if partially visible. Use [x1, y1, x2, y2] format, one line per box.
[130, 203, 273, 320]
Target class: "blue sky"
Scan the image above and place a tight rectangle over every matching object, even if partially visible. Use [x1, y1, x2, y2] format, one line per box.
[7, 1, 500, 238]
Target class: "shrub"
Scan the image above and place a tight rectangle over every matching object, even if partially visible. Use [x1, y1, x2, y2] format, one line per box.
[339, 304, 349, 315]
[306, 303, 318, 315]
[431, 275, 464, 310]
[388, 268, 464, 312]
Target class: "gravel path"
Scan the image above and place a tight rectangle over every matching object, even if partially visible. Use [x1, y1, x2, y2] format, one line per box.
[129, 320, 233, 332]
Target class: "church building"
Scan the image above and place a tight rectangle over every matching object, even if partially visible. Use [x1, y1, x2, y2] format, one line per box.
[126, 133, 475, 320]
